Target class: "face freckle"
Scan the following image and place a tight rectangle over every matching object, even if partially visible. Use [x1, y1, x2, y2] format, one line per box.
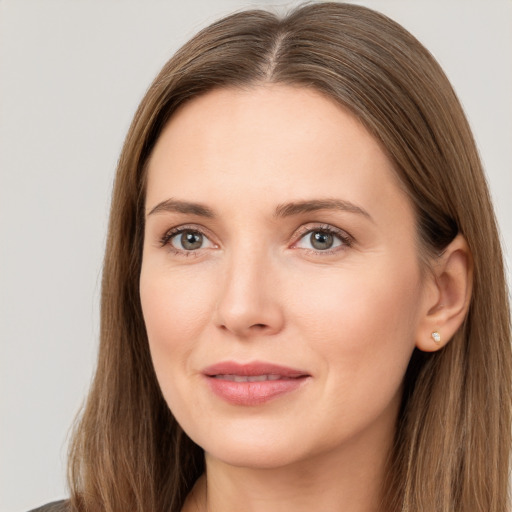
[139, 84, 429, 471]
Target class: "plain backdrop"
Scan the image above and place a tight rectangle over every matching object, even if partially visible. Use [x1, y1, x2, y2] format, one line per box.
[1, 1, 511, 510]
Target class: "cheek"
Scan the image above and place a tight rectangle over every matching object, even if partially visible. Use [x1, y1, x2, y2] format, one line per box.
[294, 258, 421, 335]
[290, 257, 423, 394]
[139, 264, 220, 427]
[139, 265, 214, 375]
[141, 262, 213, 329]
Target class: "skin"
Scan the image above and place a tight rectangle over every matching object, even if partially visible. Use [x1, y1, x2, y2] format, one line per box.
[140, 85, 471, 512]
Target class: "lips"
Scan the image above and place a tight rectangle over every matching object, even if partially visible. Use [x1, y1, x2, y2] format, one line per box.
[202, 361, 310, 405]
[213, 374, 289, 382]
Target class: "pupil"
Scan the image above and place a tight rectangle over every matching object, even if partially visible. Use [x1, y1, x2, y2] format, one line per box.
[311, 231, 333, 250]
[181, 231, 203, 250]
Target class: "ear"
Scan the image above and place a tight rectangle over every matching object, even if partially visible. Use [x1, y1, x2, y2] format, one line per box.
[415, 234, 473, 352]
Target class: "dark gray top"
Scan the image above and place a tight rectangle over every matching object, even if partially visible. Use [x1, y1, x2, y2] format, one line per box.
[28, 500, 69, 512]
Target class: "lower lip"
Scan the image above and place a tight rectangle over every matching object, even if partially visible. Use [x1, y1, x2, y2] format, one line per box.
[205, 376, 308, 405]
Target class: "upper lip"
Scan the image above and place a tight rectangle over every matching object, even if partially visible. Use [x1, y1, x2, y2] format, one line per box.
[202, 361, 309, 378]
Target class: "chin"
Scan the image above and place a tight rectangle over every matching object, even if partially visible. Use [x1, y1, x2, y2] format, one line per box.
[179, 419, 296, 468]
[205, 442, 307, 470]
[187, 418, 332, 471]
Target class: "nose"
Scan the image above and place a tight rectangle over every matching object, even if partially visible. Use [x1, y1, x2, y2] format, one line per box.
[214, 247, 285, 338]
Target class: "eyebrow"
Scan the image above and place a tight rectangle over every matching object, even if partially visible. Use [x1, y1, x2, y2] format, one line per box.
[147, 197, 371, 221]
[147, 198, 215, 218]
[274, 198, 372, 221]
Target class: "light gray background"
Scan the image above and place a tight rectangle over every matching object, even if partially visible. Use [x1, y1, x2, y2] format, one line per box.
[1, 1, 511, 511]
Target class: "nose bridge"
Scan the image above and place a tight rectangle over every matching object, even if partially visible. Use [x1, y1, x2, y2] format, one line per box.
[215, 238, 283, 336]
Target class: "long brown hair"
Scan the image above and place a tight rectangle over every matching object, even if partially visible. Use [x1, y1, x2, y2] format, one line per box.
[68, 3, 511, 511]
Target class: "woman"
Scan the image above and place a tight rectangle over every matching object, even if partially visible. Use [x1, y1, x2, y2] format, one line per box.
[32, 2, 511, 511]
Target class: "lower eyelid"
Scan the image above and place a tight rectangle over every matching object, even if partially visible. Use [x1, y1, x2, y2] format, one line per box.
[294, 238, 348, 253]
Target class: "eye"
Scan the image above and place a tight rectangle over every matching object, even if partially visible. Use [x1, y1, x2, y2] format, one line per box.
[174, 230, 204, 250]
[161, 227, 215, 253]
[294, 226, 351, 252]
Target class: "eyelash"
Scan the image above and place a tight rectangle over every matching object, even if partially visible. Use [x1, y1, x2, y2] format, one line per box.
[159, 225, 213, 257]
[292, 224, 353, 255]
[159, 223, 353, 256]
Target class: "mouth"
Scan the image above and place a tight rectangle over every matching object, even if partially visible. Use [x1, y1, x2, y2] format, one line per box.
[202, 361, 310, 405]
[212, 374, 296, 382]
[203, 361, 309, 378]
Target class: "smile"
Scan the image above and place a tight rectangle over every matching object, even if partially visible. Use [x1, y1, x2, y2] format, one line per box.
[212, 374, 294, 382]
[202, 361, 310, 405]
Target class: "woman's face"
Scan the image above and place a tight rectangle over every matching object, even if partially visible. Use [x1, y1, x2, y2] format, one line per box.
[140, 85, 432, 469]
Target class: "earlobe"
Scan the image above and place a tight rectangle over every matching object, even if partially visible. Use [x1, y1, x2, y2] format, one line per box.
[415, 234, 473, 352]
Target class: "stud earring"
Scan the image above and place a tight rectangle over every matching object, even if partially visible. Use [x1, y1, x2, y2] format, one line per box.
[431, 331, 441, 345]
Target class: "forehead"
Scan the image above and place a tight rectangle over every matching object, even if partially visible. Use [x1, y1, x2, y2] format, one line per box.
[145, 84, 410, 222]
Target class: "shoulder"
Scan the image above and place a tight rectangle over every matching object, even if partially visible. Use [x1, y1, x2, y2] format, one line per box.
[27, 500, 69, 512]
